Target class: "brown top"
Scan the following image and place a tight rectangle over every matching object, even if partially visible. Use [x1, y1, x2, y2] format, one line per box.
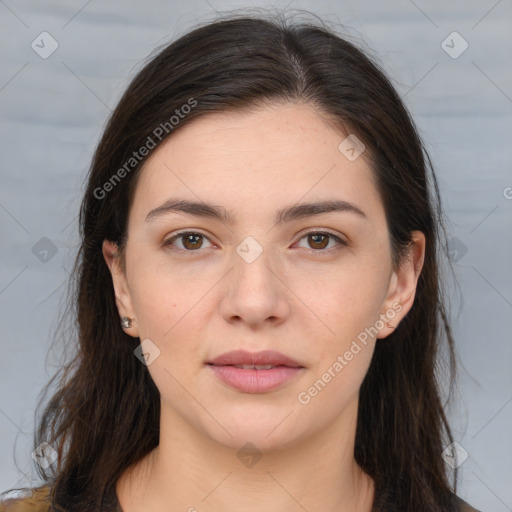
[0, 485, 482, 512]
[0, 486, 52, 512]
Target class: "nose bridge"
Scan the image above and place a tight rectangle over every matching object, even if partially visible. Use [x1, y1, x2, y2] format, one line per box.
[233, 234, 278, 293]
[220, 234, 290, 325]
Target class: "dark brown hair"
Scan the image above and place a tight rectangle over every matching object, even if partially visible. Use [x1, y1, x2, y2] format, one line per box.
[8, 10, 461, 511]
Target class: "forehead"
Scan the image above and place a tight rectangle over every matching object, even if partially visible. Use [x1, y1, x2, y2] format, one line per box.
[130, 102, 385, 226]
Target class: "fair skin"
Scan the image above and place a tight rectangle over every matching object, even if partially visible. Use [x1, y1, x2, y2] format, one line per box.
[103, 102, 425, 512]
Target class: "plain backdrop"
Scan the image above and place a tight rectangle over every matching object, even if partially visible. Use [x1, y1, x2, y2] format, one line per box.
[1, 1, 511, 510]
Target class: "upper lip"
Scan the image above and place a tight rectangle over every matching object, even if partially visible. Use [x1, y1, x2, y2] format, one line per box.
[207, 350, 303, 368]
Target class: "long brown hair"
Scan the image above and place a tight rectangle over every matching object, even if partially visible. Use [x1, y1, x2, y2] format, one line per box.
[10, 11, 460, 511]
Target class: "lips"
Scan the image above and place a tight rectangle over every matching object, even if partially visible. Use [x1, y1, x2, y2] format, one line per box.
[207, 350, 303, 368]
[207, 350, 305, 393]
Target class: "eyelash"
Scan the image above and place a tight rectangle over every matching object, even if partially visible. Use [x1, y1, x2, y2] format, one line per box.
[162, 230, 347, 254]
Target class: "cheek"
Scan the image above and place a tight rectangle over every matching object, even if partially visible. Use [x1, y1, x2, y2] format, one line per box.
[126, 251, 206, 338]
[130, 274, 176, 339]
[295, 270, 383, 412]
[126, 256, 213, 379]
[295, 345, 373, 430]
[297, 259, 389, 337]
[292, 261, 388, 403]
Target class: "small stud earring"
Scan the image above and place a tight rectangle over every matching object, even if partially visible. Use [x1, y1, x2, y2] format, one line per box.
[121, 317, 133, 329]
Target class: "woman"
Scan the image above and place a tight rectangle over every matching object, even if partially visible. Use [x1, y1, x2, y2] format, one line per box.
[0, 12, 481, 512]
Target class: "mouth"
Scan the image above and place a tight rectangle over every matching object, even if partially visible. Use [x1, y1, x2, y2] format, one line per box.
[222, 364, 285, 370]
[207, 349, 303, 368]
[206, 350, 305, 393]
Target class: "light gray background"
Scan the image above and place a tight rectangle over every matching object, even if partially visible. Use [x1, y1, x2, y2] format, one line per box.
[1, 1, 511, 510]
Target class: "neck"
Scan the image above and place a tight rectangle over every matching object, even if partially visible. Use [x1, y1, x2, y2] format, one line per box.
[116, 400, 374, 512]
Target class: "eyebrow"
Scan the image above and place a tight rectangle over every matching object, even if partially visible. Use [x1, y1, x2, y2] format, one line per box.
[145, 197, 367, 225]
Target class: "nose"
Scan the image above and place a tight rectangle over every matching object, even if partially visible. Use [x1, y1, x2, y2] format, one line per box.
[218, 240, 291, 329]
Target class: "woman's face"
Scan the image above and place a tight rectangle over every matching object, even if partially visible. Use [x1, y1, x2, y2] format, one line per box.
[104, 102, 424, 452]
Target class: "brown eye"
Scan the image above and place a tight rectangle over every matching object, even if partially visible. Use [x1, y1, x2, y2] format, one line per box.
[164, 232, 212, 251]
[308, 233, 329, 250]
[296, 231, 346, 252]
[181, 233, 204, 250]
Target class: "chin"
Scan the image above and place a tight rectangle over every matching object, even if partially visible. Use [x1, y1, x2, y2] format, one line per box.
[202, 408, 305, 453]
[213, 429, 301, 456]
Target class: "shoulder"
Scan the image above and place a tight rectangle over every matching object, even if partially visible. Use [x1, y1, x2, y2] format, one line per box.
[456, 496, 482, 512]
[0, 486, 51, 512]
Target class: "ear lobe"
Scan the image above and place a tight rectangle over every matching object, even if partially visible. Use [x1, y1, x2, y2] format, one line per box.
[377, 231, 426, 339]
[102, 239, 139, 337]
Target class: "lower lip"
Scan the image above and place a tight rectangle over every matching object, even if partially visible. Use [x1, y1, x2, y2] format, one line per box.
[207, 365, 304, 393]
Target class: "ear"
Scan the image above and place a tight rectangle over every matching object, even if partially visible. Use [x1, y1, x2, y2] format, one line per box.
[376, 231, 426, 339]
[102, 239, 140, 338]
